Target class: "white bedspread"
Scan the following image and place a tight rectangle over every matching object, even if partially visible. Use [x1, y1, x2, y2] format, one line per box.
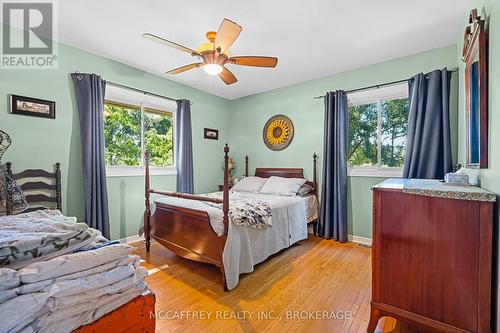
[154, 192, 316, 290]
[223, 193, 309, 290]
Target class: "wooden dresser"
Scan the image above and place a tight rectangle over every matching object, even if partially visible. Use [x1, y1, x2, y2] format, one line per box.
[368, 179, 496, 333]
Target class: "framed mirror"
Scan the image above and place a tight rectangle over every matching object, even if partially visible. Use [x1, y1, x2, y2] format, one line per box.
[462, 9, 488, 168]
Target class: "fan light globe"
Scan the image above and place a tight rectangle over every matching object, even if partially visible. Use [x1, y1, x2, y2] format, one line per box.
[203, 64, 223, 76]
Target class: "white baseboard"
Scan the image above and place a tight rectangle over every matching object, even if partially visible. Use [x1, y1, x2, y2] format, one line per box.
[348, 234, 372, 247]
[118, 233, 371, 247]
[117, 234, 143, 244]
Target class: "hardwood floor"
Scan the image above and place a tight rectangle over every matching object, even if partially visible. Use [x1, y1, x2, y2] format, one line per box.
[132, 235, 373, 333]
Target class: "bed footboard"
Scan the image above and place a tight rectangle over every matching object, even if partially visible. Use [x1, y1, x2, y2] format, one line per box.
[151, 203, 225, 266]
[144, 145, 230, 290]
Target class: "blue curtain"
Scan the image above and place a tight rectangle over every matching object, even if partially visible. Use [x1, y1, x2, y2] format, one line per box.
[175, 99, 194, 193]
[71, 73, 110, 239]
[403, 69, 452, 179]
[318, 91, 348, 242]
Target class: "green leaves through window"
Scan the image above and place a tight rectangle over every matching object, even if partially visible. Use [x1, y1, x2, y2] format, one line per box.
[104, 101, 174, 167]
[347, 83, 409, 170]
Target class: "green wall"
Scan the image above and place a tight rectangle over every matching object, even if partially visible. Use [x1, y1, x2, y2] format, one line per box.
[0, 28, 461, 241]
[456, 1, 500, 330]
[0, 35, 231, 239]
[229, 45, 459, 238]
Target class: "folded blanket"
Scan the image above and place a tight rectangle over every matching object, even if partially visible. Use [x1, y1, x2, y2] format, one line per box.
[0, 210, 106, 268]
[0, 263, 146, 332]
[204, 192, 272, 229]
[0, 268, 20, 292]
[11, 271, 148, 333]
[0, 255, 137, 303]
[18, 243, 134, 284]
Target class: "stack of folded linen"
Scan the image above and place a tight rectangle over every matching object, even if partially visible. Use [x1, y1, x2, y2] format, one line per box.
[0, 210, 107, 269]
[0, 210, 149, 333]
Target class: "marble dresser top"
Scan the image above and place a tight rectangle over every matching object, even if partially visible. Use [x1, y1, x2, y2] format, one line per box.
[373, 178, 496, 202]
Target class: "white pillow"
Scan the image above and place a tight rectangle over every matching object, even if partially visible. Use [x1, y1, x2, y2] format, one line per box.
[230, 176, 267, 193]
[260, 176, 306, 196]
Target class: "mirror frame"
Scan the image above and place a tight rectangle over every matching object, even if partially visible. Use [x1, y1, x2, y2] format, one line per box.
[462, 9, 488, 168]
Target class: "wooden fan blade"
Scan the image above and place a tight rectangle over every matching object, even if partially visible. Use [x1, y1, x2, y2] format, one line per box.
[228, 56, 278, 68]
[214, 19, 242, 53]
[166, 63, 202, 75]
[143, 33, 198, 56]
[219, 67, 238, 85]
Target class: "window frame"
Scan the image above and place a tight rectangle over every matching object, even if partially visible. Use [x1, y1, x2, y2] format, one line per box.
[347, 84, 409, 178]
[103, 94, 177, 178]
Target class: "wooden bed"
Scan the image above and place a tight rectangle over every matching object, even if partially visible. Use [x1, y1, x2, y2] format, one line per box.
[144, 144, 317, 290]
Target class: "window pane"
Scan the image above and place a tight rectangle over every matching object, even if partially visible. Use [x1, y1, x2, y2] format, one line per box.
[104, 103, 141, 166]
[348, 103, 378, 167]
[144, 109, 174, 167]
[381, 98, 409, 167]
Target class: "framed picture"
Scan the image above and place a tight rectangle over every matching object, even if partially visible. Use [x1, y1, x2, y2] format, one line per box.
[9, 94, 56, 119]
[204, 128, 219, 140]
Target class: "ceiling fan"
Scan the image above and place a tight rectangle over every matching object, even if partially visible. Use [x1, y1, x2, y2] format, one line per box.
[143, 18, 278, 85]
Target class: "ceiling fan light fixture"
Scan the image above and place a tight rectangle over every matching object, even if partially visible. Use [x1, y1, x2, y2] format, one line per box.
[143, 18, 277, 85]
[203, 64, 223, 76]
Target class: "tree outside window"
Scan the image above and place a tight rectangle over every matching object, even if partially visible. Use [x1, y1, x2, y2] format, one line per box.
[348, 87, 409, 171]
[104, 101, 174, 168]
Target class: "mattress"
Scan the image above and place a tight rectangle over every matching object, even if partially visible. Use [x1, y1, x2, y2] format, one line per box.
[301, 194, 319, 222]
[153, 191, 319, 236]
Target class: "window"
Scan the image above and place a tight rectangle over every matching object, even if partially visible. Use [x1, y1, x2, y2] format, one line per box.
[347, 83, 409, 177]
[104, 85, 176, 177]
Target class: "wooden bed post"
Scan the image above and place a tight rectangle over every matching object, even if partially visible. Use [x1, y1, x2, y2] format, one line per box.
[245, 155, 249, 177]
[144, 152, 151, 252]
[313, 153, 318, 193]
[220, 145, 230, 291]
[223, 145, 230, 235]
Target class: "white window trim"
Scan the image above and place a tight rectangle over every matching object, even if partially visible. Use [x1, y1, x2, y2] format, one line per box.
[348, 83, 408, 177]
[104, 85, 177, 177]
[348, 167, 403, 178]
[106, 165, 177, 177]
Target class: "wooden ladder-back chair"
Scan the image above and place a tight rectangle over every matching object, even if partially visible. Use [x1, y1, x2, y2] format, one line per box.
[5, 162, 62, 214]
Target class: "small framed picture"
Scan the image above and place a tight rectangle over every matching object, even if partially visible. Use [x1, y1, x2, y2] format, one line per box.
[9, 94, 56, 119]
[204, 128, 219, 140]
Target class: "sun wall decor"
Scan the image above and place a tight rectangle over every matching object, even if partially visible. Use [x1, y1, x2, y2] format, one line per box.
[262, 115, 294, 151]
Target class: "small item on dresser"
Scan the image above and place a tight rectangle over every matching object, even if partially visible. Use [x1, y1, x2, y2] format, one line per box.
[444, 171, 469, 185]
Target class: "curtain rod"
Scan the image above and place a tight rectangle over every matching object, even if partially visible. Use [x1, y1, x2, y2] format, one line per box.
[106, 80, 193, 105]
[313, 67, 459, 100]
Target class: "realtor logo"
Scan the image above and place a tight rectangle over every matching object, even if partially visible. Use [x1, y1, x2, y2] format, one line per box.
[1, 1, 58, 69]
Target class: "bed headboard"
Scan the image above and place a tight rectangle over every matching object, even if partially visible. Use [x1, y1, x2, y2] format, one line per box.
[246, 154, 318, 194]
[254, 168, 304, 179]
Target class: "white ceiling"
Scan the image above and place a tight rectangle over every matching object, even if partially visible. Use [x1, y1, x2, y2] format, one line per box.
[58, 0, 468, 100]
